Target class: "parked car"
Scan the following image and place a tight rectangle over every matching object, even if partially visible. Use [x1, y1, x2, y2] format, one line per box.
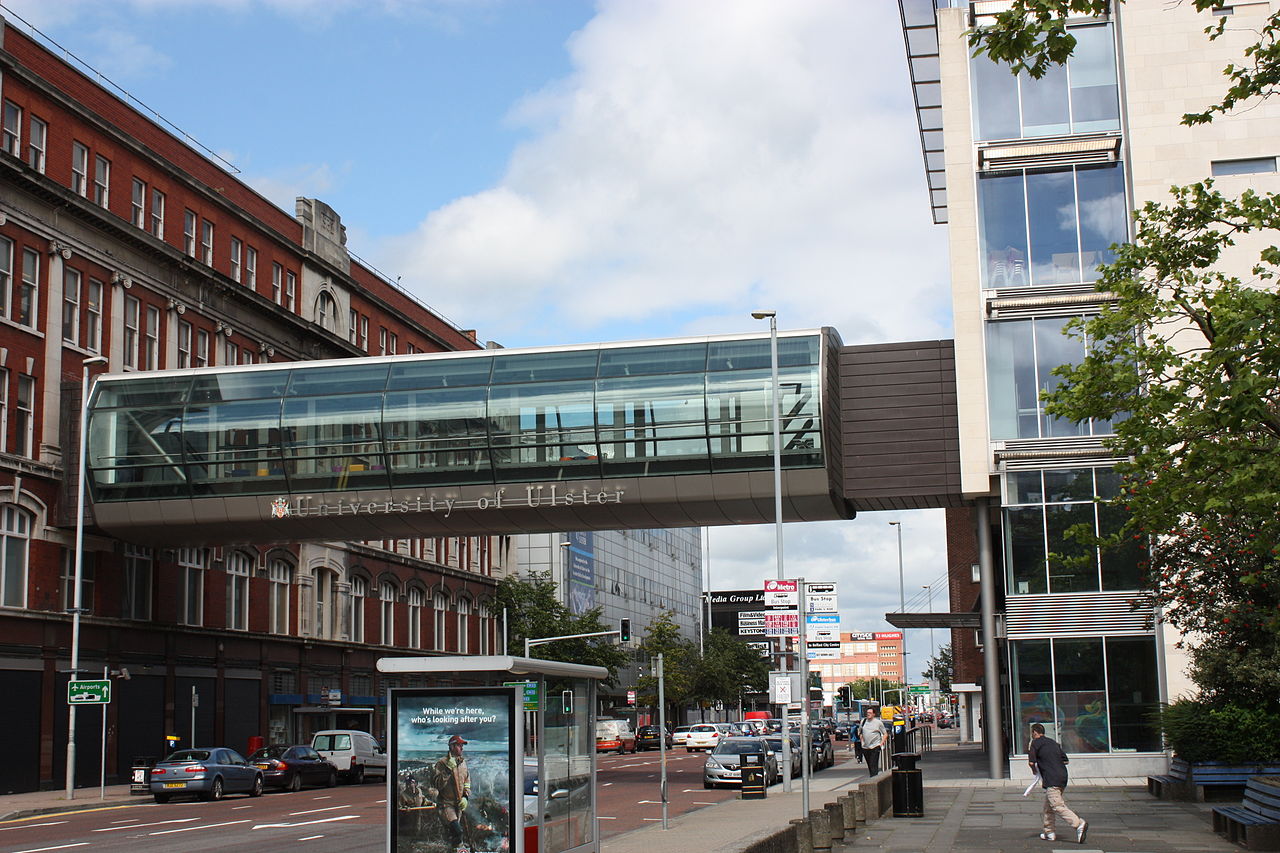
[684, 723, 724, 752]
[671, 725, 694, 749]
[248, 744, 338, 791]
[311, 729, 388, 784]
[149, 747, 263, 803]
[703, 737, 780, 788]
[635, 725, 673, 751]
[764, 734, 802, 777]
[595, 719, 636, 754]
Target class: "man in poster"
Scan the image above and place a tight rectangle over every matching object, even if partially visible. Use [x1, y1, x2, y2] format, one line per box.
[430, 735, 473, 852]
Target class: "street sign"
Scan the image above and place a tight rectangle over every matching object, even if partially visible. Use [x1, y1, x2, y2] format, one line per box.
[763, 579, 798, 607]
[763, 611, 800, 636]
[68, 679, 110, 705]
[805, 640, 840, 659]
[908, 684, 931, 695]
[503, 680, 540, 711]
[805, 582, 838, 612]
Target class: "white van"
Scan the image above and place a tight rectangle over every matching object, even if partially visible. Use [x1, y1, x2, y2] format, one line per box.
[311, 729, 388, 784]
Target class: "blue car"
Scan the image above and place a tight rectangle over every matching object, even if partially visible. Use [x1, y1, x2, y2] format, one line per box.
[149, 747, 264, 803]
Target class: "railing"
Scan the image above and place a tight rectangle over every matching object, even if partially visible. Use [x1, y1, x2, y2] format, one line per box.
[892, 724, 934, 757]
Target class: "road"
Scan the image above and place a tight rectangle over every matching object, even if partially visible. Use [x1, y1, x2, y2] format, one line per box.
[0, 747, 785, 852]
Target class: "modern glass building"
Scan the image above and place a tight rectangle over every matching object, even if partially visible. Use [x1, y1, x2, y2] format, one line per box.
[898, 0, 1277, 776]
[86, 330, 848, 544]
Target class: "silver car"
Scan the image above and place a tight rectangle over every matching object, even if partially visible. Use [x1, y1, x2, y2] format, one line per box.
[149, 747, 263, 803]
[703, 737, 780, 788]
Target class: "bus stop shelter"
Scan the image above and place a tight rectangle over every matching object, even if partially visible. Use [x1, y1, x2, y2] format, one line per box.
[378, 655, 607, 853]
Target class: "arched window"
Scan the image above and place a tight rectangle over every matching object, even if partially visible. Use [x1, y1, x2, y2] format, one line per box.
[407, 588, 424, 649]
[433, 592, 448, 650]
[316, 290, 338, 331]
[226, 551, 251, 631]
[349, 575, 367, 642]
[478, 601, 491, 655]
[314, 568, 337, 639]
[457, 597, 471, 655]
[269, 559, 291, 634]
[380, 581, 397, 645]
[0, 505, 31, 608]
[177, 547, 207, 626]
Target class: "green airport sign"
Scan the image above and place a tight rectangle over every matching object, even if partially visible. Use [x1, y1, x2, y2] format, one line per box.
[68, 679, 111, 705]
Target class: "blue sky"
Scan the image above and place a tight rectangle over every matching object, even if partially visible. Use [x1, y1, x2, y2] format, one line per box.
[12, 0, 954, 669]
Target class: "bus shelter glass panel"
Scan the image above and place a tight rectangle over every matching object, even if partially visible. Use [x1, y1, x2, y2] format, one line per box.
[539, 678, 594, 853]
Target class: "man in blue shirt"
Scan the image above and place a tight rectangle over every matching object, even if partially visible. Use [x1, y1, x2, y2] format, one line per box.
[1028, 723, 1087, 843]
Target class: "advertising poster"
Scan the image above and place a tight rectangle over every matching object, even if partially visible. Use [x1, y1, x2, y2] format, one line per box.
[566, 531, 595, 615]
[390, 687, 522, 853]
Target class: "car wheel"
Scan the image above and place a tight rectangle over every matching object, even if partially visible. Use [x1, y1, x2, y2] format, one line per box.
[251, 775, 264, 797]
[351, 765, 365, 785]
[327, 770, 337, 788]
[288, 772, 302, 793]
[703, 780, 714, 789]
[153, 793, 170, 804]
[203, 777, 224, 802]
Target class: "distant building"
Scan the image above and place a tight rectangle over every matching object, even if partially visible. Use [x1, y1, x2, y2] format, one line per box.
[815, 631, 904, 707]
[0, 18, 507, 794]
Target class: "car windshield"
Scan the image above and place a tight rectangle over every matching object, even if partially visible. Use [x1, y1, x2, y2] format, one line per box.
[713, 739, 765, 755]
[164, 750, 211, 762]
[250, 745, 290, 759]
[314, 734, 351, 751]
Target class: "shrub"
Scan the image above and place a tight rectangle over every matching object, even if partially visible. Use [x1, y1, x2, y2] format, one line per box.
[1156, 700, 1280, 764]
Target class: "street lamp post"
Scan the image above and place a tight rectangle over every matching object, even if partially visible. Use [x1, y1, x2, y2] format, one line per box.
[922, 583, 935, 704]
[66, 354, 107, 800]
[751, 309, 790, 791]
[889, 521, 906, 693]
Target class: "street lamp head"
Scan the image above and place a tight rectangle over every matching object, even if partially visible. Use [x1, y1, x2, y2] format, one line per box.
[750, 310, 776, 319]
[83, 355, 108, 367]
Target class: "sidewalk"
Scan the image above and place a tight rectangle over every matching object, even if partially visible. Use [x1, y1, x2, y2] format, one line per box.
[0, 783, 144, 822]
[604, 733, 1242, 853]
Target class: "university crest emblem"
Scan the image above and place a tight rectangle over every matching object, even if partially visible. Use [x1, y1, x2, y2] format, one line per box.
[270, 497, 290, 519]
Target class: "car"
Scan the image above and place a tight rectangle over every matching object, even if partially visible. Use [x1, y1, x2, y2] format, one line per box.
[703, 737, 780, 788]
[248, 744, 338, 791]
[671, 725, 694, 749]
[763, 734, 803, 777]
[149, 747, 263, 803]
[595, 719, 636, 754]
[312, 729, 388, 784]
[635, 725, 673, 751]
[684, 723, 724, 752]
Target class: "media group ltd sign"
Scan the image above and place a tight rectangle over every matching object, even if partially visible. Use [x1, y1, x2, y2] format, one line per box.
[269, 483, 627, 521]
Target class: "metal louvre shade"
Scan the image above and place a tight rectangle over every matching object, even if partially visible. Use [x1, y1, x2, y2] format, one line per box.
[1005, 591, 1154, 638]
[979, 136, 1121, 172]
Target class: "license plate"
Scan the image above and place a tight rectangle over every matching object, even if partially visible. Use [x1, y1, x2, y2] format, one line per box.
[163, 782, 186, 789]
[256, 763, 270, 770]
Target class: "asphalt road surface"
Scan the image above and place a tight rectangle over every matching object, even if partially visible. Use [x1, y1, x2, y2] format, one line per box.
[0, 747, 779, 852]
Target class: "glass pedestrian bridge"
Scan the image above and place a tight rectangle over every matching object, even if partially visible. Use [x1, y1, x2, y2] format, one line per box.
[87, 329, 854, 545]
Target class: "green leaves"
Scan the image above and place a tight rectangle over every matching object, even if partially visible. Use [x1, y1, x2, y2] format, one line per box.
[496, 571, 630, 682]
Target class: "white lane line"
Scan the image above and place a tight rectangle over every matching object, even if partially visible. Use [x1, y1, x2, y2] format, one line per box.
[150, 820, 251, 835]
[12, 844, 89, 853]
[693, 801, 718, 805]
[636, 800, 662, 804]
[601, 782, 613, 787]
[253, 815, 359, 829]
[376, 799, 388, 804]
[642, 818, 663, 821]
[0, 822, 68, 832]
[310, 795, 333, 800]
[231, 805, 254, 810]
[93, 818, 200, 832]
[110, 818, 138, 824]
[288, 805, 346, 816]
[298, 835, 326, 841]
[596, 816, 617, 820]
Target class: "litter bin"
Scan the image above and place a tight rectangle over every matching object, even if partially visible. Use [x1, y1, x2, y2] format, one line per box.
[130, 756, 156, 796]
[740, 752, 767, 800]
[891, 752, 923, 817]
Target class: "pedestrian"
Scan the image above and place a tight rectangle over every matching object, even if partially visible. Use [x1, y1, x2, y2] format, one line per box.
[859, 706, 886, 776]
[429, 734, 473, 853]
[1028, 723, 1087, 844]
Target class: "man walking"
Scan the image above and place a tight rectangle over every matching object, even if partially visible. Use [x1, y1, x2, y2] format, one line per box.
[859, 707, 887, 776]
[1028, 723, 1087, 843]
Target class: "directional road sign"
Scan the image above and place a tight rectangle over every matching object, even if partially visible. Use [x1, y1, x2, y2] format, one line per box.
[68, 679, 111, 705]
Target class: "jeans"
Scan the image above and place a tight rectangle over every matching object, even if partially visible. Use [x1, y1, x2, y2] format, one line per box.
[864, 746, 882, 776]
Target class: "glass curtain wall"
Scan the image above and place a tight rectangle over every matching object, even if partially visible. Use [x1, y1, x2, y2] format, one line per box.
[1004, 467, 1143, 595]
[86, 335, 825, 501]
[1011, 635, 1160, 754]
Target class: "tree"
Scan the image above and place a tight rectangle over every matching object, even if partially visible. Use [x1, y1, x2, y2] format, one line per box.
[923, 644, 954, 693]
[636, 610, 698, 722]
[967, 2, 1280, 706]
[844, 678, 904, 702]
[689, 628, 770, 713]
[495, 571, 630, 682]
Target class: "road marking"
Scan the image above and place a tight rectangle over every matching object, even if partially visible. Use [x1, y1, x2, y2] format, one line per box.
[310, 795, 333, 800]
[93, 818, 199, 832]
[288, 805, 346, 816]
[253, 815, 359, 829]
[12, 844, 89, 853]
[110, 818, 138, 824]
[636, 800, 662, 804]
[231, 805, 254, 810]
[298, 835, 326, 840]
[642, 818, 663, 821]
[150, 819, 250, 835]
[601, 782, 613, 787]
[693, 801, 718, 805]
[596, 816, 617, 820]
[0, 822, 68, 832]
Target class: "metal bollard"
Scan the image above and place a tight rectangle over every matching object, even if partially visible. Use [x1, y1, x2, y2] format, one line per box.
[826, 802, 845, 843]
[791, 818, 814, 853]
[809, 808, 832, 852]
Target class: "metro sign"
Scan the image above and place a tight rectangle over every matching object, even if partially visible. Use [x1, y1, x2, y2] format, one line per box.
[764, 578, 799, 607]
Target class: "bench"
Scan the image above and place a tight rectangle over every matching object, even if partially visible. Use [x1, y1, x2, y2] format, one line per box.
[1213, 776, 1280, 850]
[1149, 759, 1280, 802]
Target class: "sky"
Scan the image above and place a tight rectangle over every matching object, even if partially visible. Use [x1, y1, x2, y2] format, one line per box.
[8, 0, 955, 677]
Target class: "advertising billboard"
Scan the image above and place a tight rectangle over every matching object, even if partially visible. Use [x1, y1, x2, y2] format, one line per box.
[705, 589, 768, 637]
[390, 686, 522, 853]
[566, 531, 595, 615]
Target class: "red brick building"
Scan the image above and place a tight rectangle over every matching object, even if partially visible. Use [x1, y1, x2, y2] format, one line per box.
[0, 18, 510, 794]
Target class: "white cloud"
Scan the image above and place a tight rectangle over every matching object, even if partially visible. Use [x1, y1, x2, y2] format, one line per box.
[381, 0, 950, 347]
[242, 162, 341, 213]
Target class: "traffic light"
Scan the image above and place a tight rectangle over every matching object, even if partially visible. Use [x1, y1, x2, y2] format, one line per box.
[838, 685, 850, 706]
[619, 618, 631, 642]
